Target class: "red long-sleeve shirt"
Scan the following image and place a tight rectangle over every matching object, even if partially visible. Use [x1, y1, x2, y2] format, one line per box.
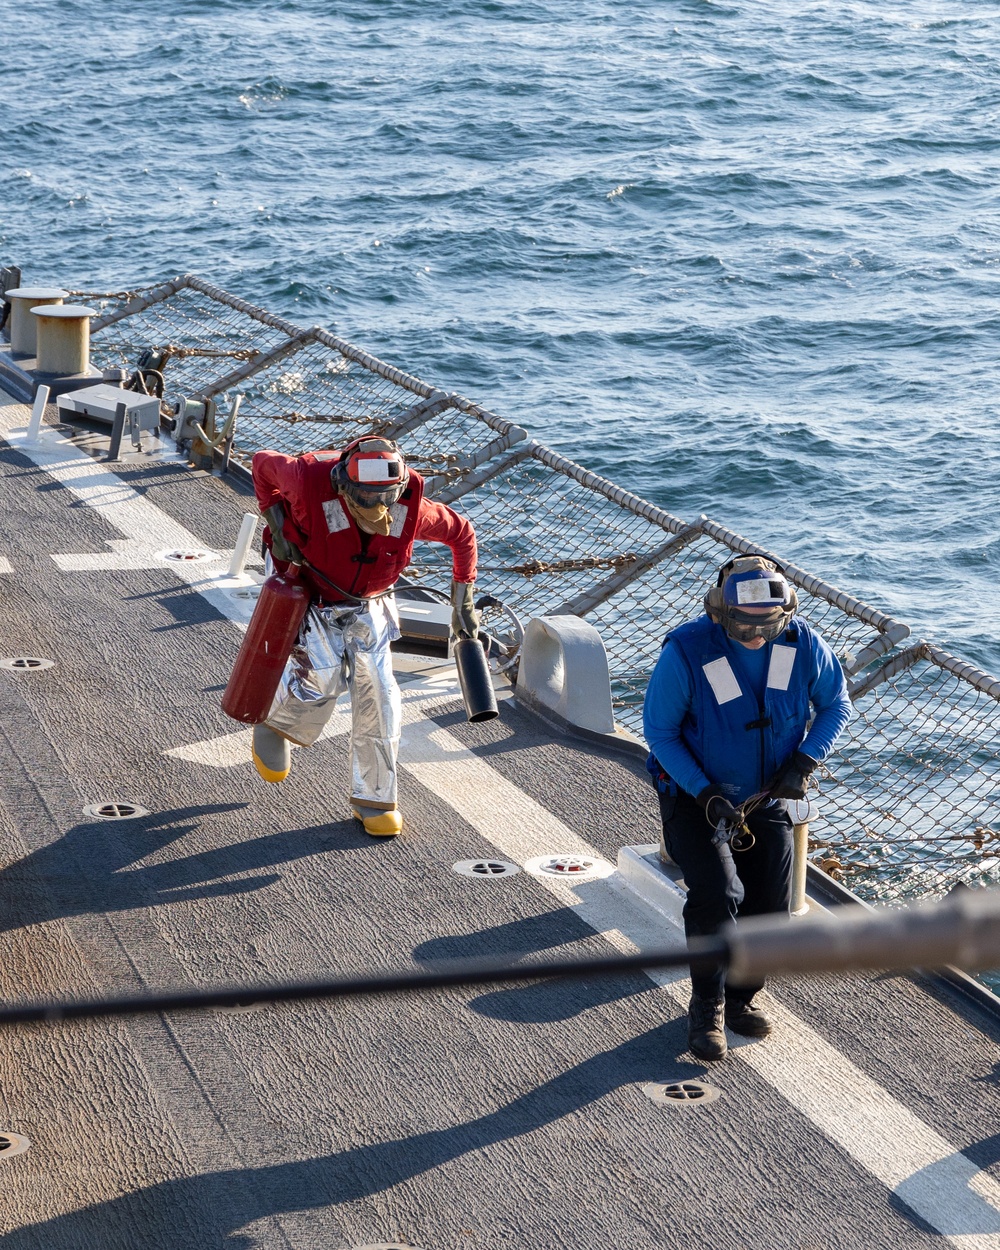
[252, 449, 477, 599]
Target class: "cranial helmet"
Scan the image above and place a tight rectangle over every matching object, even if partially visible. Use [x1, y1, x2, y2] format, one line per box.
[703, 555, 798, 643]
[332, 436, 408, 507]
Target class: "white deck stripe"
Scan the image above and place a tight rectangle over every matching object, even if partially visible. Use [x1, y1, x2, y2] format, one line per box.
[396, 687, 1000, 1246]
[730, 1009, 1000, 1246]
[4, 391, 1000, 1243]
[163, 708, 354, 767]
[0, 401, 260, 624]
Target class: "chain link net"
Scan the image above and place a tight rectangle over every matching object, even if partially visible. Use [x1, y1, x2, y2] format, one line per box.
[226, 342, 509, 468]
[411, 456, 681, 606]
[581, 527, 890, 716]
[824, 655, 1000, 901]
[219, 337, 424, 455]
[87, 280, 521, 469]
[90, 278, 1000, 905]
[89, 284, 294, 402]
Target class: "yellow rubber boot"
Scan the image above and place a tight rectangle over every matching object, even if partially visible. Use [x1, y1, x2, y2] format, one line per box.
[252, 724, 291, 783]
[350, 803, 403, 837]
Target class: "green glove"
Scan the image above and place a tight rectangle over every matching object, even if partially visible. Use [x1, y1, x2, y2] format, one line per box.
[262, 504, 302, 566]
[450, 580, 480, 639]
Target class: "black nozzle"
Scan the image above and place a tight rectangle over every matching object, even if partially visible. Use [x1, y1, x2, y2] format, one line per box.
[453, 636, 499, 722]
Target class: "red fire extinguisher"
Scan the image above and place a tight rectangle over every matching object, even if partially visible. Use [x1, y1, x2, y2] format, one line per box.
[221, 566, 310, 724]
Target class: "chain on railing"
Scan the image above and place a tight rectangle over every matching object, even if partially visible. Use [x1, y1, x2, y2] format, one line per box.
[82, 274, 1000, 906]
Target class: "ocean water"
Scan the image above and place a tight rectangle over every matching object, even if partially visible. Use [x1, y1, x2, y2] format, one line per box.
[2, 0, 999, 672]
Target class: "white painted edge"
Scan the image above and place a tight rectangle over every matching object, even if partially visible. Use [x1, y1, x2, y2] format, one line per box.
[617, 842, 830, 922]
[617, 845, 686, 927]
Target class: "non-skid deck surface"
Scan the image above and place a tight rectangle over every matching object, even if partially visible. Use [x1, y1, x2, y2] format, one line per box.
[0, 392, 998, 1250]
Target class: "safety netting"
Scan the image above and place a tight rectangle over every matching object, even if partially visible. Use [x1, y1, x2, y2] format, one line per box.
[82, 276, 1000, 905]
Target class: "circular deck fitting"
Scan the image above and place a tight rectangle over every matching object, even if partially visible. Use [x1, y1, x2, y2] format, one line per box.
[523, 853, 615, 882]
[157, 548, 220, 564]
[0, 656, 54, 672]
[227, 586, 262, 601]
[642, 1080, 722, 1108]
[82, 802, 150, 821]
[452, 858, 520, 879]
[0, 1133, 31, 1159]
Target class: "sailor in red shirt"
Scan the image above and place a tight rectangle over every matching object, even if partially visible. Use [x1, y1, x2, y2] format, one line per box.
[250, 435, 478, 837]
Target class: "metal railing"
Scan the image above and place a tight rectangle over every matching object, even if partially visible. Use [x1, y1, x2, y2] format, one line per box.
[79, 276, 1000, 905]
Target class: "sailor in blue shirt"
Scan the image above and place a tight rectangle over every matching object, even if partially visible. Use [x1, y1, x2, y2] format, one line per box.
[643, 555, 852, 1061]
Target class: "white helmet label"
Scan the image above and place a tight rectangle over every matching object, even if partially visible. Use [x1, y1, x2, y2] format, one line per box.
[356, 457, 398, 482]
[737, 578, 779, 604]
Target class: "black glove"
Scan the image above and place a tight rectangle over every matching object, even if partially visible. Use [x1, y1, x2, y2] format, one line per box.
[262, 504, 302, 566]
[769, 751, 817, 800]
[696, 785, 739, 829]
[450, 580, 480, 639]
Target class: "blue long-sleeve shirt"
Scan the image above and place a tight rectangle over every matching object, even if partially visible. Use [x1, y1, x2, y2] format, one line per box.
[642, 614, 853, 800]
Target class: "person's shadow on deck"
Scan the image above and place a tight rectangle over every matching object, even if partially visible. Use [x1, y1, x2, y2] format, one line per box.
[0, 803, 375, 934]
[0, 1022, 695, 1249]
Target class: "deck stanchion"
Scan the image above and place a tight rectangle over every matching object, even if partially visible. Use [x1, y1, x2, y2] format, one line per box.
[788, 797, 817, 916]
[791, 821, 810, 916]
[26, 385, 50, 442]
[107, 402, 127, 461]
[228, 512, 259, 577]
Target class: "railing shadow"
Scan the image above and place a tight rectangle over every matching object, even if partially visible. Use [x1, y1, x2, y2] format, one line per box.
[413, 909, 655, 1022]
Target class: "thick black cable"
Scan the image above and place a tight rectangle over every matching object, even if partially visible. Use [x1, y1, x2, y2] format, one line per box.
[0, 937, 729, 1028]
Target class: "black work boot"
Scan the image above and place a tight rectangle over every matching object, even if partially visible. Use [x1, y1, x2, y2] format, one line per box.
[725, 993, 772, 1038]
[688, 994, 727, 1061]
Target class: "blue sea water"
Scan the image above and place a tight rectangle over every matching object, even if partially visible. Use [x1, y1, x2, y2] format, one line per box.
[1, 0, 999, 671]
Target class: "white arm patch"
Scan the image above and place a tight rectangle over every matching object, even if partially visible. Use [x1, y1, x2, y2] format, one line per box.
[323, 499, 350, 533]
[767, 644, 797, 691]
[389, 503, 408, 538]
[702, 657, 743, 705]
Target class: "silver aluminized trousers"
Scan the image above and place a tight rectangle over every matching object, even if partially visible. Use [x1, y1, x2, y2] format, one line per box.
[264, 588, 402, 810]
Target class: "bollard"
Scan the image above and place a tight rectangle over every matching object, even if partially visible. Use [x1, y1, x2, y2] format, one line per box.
[32, 304, 97, 376]
[4, 287, 68, 357]
[26, 384, 50, 442]
[228, 513, 259, 578]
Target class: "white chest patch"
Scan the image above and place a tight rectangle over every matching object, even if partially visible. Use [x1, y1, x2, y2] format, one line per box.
[702, 657, 743, 705]
[767, 645, 797, 692]
[388, 503, 408, 538]
[323, 498, 350, 533]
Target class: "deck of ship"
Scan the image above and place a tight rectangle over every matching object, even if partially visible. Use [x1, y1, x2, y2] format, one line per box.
[0, 387, 998, 1249]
